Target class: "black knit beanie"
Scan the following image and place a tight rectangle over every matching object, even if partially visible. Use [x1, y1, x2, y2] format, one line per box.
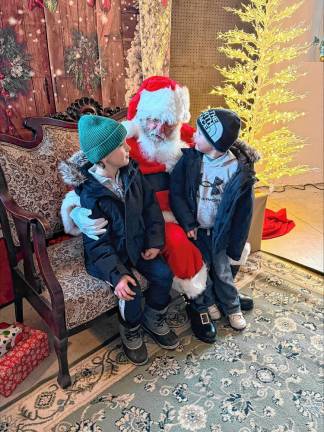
[197, 108, 241, 152]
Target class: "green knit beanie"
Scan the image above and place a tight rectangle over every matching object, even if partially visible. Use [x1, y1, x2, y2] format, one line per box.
[78, 115, 127, 164]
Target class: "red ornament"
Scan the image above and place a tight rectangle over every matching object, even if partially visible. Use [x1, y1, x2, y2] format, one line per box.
[86, 0, 95, 6]
[8, 125, 15, 134]
[0, 73, 4, 80]
[6, 109, 13, 118]
[101, 0, 111, 12]
[161, 0, 168, 7]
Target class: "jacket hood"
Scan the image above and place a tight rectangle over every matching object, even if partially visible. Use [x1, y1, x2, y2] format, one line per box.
[231, 139, 260, 165]
[182, 139, 260, 165]
[59, 150, 138, 187]
[59, 151, 89, 187]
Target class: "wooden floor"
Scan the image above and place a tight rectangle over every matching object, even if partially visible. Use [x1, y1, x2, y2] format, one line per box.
[261, 186, 323, 273]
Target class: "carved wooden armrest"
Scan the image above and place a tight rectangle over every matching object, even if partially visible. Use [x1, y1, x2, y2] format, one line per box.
[0, 190, 49, 232]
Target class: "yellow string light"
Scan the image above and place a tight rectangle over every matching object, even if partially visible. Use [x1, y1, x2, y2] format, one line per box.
[212, 0, 309, 184]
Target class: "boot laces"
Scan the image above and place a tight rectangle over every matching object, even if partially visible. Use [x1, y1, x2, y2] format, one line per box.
[125, 326, 142, 342]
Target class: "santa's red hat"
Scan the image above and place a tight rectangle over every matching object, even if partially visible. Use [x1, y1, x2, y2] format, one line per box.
[127, 76, 190, 124]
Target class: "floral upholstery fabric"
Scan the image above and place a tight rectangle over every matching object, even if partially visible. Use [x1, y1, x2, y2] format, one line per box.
[39, 237, 147, 329]
[0, 126, 80, 243]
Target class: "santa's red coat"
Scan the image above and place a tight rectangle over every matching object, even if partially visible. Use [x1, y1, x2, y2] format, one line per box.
[126, 124, 206, 297]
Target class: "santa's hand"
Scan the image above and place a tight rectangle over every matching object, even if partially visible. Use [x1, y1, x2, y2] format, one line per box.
[70, 207, 108, 240]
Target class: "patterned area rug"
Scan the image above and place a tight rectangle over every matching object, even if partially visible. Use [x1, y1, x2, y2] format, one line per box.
[1, 252, 323, 432]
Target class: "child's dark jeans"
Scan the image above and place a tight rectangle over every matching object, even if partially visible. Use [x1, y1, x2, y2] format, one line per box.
[118, 255, 173, 327]
[191, 229, 241, 315]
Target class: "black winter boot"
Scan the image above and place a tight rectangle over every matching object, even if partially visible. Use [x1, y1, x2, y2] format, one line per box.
[119, 320, 148, 365]
[142, 305, 179, 350]
[239, 293, 254, 311]
[186, 302, 217, 344]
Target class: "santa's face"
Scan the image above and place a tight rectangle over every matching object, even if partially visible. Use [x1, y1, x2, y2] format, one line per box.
[142, 118, 179, 143]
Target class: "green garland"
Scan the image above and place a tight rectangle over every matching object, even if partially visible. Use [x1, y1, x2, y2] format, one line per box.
[0, 27, 32, 98]
[44, 0, 58, 12]
[64, 31, 105, 93]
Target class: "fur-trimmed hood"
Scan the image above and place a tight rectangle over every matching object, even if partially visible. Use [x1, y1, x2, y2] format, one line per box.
[180, 138, 260, 168]
[229, 139, 260, 165]
[59, 151, 91, 187]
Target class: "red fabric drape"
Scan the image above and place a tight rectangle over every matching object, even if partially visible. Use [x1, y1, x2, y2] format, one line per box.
[262, 208, 295, 239]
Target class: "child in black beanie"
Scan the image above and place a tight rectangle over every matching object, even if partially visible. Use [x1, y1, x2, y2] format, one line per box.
[170, 109, 259, 338]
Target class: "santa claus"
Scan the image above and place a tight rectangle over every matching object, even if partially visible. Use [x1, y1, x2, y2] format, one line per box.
[61, 76, 253, 342]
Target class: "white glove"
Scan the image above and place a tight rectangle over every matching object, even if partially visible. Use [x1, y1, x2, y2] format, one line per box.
[70, 207, 108, 240]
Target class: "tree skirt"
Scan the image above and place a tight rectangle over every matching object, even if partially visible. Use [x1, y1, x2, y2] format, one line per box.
[0, 252, 323, 431]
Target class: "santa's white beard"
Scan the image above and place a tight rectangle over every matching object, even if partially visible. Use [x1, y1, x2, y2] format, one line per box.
[137, 123, 188, 172]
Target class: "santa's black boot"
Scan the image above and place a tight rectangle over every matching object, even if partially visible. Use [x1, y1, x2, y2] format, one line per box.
[186, 302, 217, 344]
[239, 293, 254, 311]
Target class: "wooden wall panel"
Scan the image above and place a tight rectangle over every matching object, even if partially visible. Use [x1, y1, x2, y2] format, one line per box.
[45, 0, 102, 112]
[0, 0, 140, 136]
[97, 0, 126, 107]
[0, 1, 55, 138]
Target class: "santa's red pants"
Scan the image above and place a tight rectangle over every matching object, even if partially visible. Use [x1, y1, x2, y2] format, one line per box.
[162, 222, 204, 279]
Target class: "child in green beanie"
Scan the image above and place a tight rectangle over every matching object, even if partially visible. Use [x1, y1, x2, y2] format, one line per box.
[61, 115, 179, 365]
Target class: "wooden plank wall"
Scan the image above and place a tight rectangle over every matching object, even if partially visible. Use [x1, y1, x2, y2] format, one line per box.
[0, 1, 55, 138]
[0, 0, 139, 138]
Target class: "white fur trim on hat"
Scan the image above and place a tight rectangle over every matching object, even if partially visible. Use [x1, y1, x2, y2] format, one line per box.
[172, 263, 208, 299]
[136, 86, 190, 124]
[61, 190, 81, 236]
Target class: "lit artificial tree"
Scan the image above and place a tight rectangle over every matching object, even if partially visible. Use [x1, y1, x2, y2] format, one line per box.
[213, 0, 309, 184]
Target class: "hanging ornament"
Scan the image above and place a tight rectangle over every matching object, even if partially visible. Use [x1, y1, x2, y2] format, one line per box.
[161, 0, 168, 7]
[101, 0, 111, 12]
[87, 0, 95, 7]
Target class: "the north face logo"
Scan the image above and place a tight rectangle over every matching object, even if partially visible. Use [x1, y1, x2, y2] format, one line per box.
[199, 111, 223, 144]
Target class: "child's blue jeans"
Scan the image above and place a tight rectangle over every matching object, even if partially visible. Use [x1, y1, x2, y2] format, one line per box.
[191, 229, 241, 315]
[118, 255, 173, 327]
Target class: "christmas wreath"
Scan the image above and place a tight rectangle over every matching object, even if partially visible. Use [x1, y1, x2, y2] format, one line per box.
[0, 27, 32, 99]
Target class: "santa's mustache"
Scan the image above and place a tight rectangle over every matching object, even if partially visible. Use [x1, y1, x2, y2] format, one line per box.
[146, 130, 166, 141]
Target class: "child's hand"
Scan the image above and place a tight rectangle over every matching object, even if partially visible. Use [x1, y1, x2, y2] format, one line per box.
[141, 248, 160, 260]
[114, 275, 137, 300]
[187, 228, 198, 240]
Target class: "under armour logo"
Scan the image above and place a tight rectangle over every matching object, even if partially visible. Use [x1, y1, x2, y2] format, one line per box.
[199, 174, 224, 195]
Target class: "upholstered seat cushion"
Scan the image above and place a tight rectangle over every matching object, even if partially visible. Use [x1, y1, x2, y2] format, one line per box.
[39, 237, 147, 329]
